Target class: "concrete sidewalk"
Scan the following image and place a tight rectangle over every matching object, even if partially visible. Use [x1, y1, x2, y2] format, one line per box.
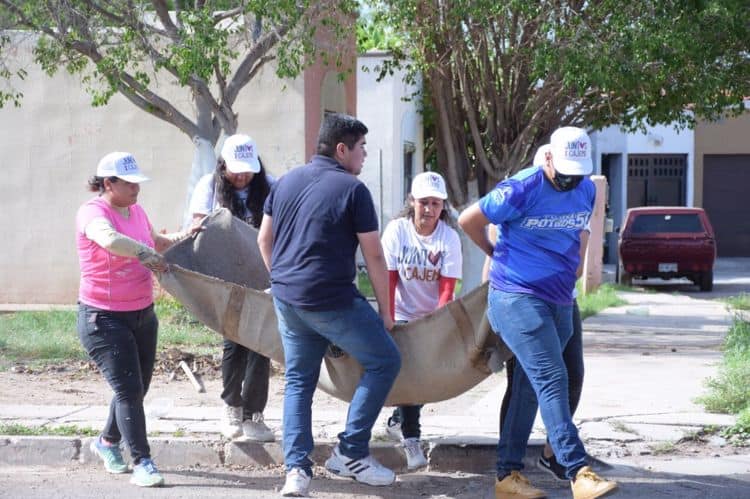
[0, 287, 746, 477]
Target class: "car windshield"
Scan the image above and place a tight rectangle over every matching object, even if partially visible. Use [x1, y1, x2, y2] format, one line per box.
[630, 214, 704, 234]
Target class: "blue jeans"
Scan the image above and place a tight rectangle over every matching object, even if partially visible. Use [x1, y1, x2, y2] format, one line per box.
[500, 300, 584, 429]
[487, 290, 587, 479]
[273, 296, 401, 475]
[77, 302, 158, 464]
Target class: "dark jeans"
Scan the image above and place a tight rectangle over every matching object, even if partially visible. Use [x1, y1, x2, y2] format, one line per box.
[499, 300, 584, 446]
[77, 302, 158, 464]
[220, 339, 270, 419]
[389, 405, 423, 439]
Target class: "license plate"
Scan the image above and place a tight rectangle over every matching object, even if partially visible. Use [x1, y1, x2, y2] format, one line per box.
[658, 263, 678, 272]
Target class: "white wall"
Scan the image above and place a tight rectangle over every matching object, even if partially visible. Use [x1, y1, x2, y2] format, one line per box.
[357, 51, 423, 231]
[0, 34, 306, 304]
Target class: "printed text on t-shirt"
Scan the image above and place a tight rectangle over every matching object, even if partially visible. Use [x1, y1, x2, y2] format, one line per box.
[520, 211, 590, 230]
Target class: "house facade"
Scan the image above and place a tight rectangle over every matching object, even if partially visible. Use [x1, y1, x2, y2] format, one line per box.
[356, 51, 424, 230]
[591, 105, 750, 262]
[0, 33, 355, 305]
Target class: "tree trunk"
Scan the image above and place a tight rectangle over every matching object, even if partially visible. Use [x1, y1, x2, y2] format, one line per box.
[181, 135, 218, 229]
[181, 94, 226, 228]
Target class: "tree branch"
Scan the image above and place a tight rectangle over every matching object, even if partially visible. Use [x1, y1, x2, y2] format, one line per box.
[212, 6, 244, 24]
[225, 25, 291, 106]
[150, 0, 180, 40]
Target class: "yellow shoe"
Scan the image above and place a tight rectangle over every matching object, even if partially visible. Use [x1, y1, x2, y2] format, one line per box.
[495, 471, 546, 499]
[571, 466, 618, 499]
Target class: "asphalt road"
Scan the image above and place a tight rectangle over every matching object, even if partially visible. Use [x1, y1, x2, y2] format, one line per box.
[2, 463, 749, 499]
[615, 257, 750, 299]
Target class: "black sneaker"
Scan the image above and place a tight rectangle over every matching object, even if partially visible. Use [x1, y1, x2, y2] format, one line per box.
[537, 453, 567, 481]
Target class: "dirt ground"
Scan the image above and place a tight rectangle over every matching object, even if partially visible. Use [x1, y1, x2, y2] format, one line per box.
[2, 354, 746, 461]
[0, 351, 289, 409]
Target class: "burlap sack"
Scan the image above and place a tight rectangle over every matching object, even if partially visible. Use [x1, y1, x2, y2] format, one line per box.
[160, 208, 509, 405]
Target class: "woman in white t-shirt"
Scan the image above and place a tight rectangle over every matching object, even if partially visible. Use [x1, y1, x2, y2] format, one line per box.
[188, 134, 275, 443]
[380, 171, 462, 470]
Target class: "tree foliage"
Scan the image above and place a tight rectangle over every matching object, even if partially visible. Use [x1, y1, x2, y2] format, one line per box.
[370, 0, 750, 205]
[0, 0, 357, 145]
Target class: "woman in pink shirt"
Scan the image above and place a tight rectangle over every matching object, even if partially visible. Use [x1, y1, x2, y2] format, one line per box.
[76, 152, 193, 488]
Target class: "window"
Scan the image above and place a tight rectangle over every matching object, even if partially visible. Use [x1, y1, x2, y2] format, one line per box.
[630, 214, 704, 234]
[403, 141, 415, 200]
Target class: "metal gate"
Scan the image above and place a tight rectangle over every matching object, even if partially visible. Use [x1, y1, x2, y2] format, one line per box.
[703, 154, 750, 256]
[627, 154, 687, 207]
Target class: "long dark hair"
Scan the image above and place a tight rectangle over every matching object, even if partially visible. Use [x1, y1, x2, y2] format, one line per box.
[395, 194, 457, 229]
[214, 157, 271, 228]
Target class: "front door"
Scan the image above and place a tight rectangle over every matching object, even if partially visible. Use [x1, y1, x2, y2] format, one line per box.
[627, 154, 687, 207]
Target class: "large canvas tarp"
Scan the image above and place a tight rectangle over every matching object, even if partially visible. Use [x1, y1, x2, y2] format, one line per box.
[160, 209, 509, 406]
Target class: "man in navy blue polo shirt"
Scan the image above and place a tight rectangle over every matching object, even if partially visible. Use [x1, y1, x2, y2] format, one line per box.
[258, 113, 401, 497]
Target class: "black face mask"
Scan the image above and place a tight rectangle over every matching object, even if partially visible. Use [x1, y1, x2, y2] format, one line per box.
[553, 171, 583, 191]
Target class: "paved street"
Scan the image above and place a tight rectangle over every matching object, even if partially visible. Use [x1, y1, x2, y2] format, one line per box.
[1, 258, 749, 497]
[1, 460, 750, 498]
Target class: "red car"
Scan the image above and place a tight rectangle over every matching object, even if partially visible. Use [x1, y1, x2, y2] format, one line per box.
[617, 207, 717, 291]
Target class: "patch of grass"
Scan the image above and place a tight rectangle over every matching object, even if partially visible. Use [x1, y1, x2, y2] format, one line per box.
[609, 420, 637, 434]
[357, 271, 462, 298]
[357, 271, 375, 298]
[0, 310, 85, 365]
[723, 293, 750, 311]
[679, 429, 705, 443]
[701, 424, 721, 436]
[154, 295, 221, 352]
[650, 441, 676, 455]
[577, 283, 628, 320]
[0, 295, 221, 366]
[698, 315, 750, 442]
[721, 406, 750, 445]
[699, 356, 750, 414]
[722, 315, 750, 357]
[0, 423, 98, 437]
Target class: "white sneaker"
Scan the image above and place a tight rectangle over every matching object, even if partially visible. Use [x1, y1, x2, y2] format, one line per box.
[402, 437, 428, 470]
[384, 417, 403, 442]
[221, 404, 243, 439]
[243, 412, 275, 442]
[324, 445, 395, 486]
[280, 467, 310, 497]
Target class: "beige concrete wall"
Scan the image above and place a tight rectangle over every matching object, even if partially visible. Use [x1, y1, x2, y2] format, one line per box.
[694, 109, 750, 206]
[0, 35, 306, 304]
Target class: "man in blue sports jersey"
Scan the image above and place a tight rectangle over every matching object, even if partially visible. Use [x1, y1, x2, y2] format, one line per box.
[459, 127, 618, 499]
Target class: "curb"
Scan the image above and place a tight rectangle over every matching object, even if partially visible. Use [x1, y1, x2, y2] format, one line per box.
[0, 435, 546, 473]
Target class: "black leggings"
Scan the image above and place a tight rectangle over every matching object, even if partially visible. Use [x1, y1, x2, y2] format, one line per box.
[77, 303, 158, 464]
[389, 405, 423, 440]
[499, 300, 584, 431]
[220, 339, 270, 419]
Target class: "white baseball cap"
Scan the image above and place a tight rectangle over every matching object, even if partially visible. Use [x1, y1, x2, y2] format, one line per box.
[221, 134, 261, 174]
[96, 152, 149, 183]
[411, 171, 448, 200]
[532, 144, 552, 167]
[550, 126, 593, 175]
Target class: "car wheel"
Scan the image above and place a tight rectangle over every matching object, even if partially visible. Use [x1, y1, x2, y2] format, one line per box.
[699, 270, 713, 292]
[617, 263, 632, 287]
